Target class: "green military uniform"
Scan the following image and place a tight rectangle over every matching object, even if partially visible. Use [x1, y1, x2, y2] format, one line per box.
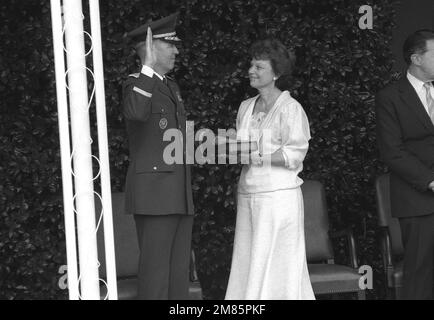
[122, 13, 194, 299]
[123, 71, 194, 216]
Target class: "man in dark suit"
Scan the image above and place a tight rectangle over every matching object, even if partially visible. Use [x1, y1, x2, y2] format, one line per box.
[122, 13, 194, 299]
[376, 29, 434, 299]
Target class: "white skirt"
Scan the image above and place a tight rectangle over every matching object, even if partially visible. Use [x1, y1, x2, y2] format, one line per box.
[225, 188, 315, 300]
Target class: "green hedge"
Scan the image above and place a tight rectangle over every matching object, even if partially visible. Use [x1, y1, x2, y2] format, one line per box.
[0, 0, 397, 299]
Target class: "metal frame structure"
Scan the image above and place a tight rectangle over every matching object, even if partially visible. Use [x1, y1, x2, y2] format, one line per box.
[50, 0, 117, 300]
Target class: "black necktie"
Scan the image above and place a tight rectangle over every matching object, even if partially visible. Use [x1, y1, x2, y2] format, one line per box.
[163, 76, 168, 86]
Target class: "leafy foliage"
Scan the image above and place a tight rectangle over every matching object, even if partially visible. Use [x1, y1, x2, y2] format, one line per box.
[0, 0, 397, 299]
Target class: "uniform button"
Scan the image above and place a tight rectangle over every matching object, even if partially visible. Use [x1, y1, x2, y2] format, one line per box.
[161, 108, 164, 112]
[153, 166, 157, 170]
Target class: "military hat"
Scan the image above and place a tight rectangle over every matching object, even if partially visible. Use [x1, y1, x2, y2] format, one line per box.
[124, 12, 181, 44]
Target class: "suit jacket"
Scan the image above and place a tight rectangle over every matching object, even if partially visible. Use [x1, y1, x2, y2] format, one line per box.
[122, 70, 194, 215]
[376, 77, 434, 218]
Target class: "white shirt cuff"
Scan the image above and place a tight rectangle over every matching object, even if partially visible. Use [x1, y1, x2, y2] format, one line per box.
[141, 65, 154, 78]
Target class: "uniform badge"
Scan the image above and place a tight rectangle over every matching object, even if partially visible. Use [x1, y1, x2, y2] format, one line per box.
[159, 117, 168, 130]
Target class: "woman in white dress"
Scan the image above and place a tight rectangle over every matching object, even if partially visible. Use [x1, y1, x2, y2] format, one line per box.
[225, 39, 315, 300]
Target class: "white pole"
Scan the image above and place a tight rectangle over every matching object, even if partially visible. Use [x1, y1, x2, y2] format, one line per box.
[50, 0, 79, 300]
[63, 0, 100, 299]
[89, 0, 118, 300]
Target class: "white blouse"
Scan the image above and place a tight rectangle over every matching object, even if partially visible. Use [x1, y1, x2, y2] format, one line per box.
[236, 90, 311, 194]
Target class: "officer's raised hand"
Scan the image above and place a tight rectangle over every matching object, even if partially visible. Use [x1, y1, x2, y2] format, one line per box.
[138, 27, 156, 68]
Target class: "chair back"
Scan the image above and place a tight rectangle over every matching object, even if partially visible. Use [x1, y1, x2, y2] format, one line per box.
[95, 192, 140, 278]
[301, 180, 334, 262]
[375, 174, 404, 255]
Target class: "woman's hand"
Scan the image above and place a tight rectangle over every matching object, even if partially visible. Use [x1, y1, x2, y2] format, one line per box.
[250, 150, 263, 166]
[251, 149, 288, 167]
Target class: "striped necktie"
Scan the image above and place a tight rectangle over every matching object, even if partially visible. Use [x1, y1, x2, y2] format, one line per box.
[424, 83, 434, 123]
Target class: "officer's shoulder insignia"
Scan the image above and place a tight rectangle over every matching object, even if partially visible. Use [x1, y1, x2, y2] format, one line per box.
[128, 73, 140, 78]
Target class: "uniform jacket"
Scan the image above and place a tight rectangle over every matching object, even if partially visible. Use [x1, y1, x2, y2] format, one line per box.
[122, 70, 194, 215]
[376, 77, 434, 217]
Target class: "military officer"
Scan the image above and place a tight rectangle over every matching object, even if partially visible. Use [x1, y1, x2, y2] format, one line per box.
[122, 12, 194, 300]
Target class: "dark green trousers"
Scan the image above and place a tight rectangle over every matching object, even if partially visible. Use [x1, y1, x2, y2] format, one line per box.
[134, 214, 193, 300]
